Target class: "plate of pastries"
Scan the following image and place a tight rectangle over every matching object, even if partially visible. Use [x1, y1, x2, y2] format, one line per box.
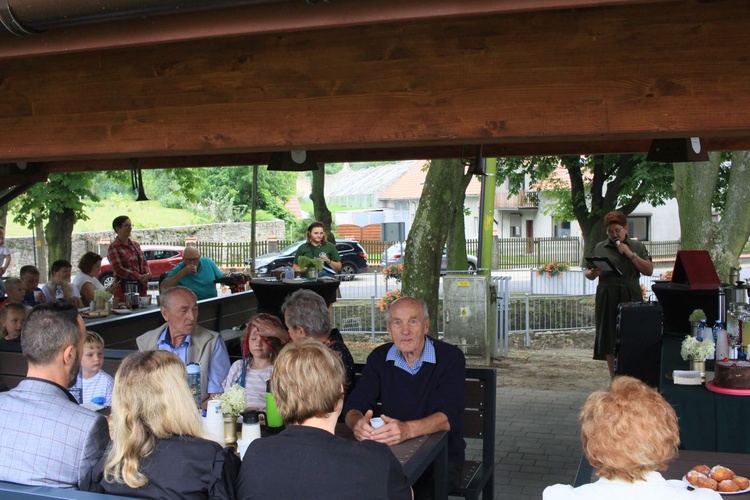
[684, 465, 750, 494]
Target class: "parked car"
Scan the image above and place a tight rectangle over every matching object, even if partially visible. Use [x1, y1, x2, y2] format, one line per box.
[381, 243, 478, 272]
[246, 240, 369, 277]
[97, 245, 184, 288]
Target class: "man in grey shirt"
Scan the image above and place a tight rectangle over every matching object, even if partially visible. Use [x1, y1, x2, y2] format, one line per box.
[0, 301, 110, 488]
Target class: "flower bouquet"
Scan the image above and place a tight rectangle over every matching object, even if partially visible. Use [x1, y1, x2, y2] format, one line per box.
[681, 335, 715, 361]
[536, 261, 571, 278]
[216, 384, 247, 416]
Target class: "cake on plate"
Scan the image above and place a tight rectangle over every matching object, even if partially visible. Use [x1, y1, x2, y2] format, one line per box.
[713, 359, 750, 389]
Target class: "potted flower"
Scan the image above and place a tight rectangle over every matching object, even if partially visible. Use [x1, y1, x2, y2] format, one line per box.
[216, 384, 247, 445]
[377, 289, 402, 312]
[681, 335, 715, 381]
[381, 264, 404, 284]
[297, 255, 324, 279]
[689, 309, 707, 338]
[536, 261, 571, 278]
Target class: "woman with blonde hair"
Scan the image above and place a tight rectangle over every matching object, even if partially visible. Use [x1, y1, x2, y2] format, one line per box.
[544, 376, 721, 499]
[83, 351, 240, 499]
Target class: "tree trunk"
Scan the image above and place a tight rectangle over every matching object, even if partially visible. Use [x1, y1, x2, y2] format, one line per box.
[45, 208, 75, 263]
[0, 205, 7, 228]
[446, 167, 473, 271]
[310, 164, 336, 243]
[676, 152, 750, 281]
[403, 159, 464, 333]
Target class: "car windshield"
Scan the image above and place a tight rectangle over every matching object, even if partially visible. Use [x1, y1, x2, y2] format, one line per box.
[279, 241, 304, 255]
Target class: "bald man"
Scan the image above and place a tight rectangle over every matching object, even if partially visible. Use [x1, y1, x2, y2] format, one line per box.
[160, 247, 226, 301]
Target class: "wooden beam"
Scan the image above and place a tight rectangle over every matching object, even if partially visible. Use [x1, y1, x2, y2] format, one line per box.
[1, 0, 749, 164]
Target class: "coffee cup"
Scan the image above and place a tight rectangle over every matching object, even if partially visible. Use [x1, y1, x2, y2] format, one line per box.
[370, 417, 385, 429]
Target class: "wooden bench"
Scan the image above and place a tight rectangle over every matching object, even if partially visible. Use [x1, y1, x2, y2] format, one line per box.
[353, 363, 496, 500]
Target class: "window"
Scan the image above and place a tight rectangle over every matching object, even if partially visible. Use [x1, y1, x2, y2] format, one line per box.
[626, 216, 650, 241]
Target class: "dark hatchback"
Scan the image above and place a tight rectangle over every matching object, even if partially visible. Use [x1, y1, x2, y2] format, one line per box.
[247, 240, 369, 277]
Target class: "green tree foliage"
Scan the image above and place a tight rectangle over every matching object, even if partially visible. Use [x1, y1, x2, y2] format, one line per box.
[499, 155, 674, 258]
[675, 151, 750, 281]
[13, 173, 98, 262]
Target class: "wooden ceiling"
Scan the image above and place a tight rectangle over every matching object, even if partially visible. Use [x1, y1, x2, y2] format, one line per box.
[1, 0, 750, 189]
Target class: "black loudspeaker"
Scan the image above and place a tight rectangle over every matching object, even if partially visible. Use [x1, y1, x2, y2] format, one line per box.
[615, 302, 663, 388]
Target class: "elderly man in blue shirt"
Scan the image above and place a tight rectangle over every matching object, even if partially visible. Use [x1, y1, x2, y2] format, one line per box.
[344, 296, 466, 499]
[136, 286, 230, 406]
[160, 246, 225, 301]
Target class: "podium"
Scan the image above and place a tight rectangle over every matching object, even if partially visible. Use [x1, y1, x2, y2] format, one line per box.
[651, 250, 720, 336]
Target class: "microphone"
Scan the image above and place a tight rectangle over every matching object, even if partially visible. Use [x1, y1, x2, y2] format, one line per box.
[615, 240, 620, 247]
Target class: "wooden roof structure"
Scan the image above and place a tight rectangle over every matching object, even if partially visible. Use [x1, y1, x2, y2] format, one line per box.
[1, 0, 750, 193]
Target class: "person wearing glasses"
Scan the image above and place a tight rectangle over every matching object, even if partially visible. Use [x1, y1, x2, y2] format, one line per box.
[584, 211, 653, 378]
[108, 216, 152, 301]
[160, 246, 225, 301]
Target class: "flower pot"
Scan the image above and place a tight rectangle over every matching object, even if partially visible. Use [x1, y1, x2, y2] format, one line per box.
[689, 358, 706, 383]
[306, 268, 318, 280]
[691, 322, 699, 338]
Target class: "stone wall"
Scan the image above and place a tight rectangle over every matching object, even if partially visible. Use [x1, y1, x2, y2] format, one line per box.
[3, 220, 285, 277]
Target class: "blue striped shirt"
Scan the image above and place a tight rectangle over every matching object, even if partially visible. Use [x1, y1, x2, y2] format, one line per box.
[386, 337, 436, 375]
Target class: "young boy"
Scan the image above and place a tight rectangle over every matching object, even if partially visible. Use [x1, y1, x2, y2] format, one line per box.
[0, 302, 26, 342]
[42, 259, 84, 308]
[74, 331, 114, 406]
[0, 277, 26, 314]
[20, 265, 44, 308]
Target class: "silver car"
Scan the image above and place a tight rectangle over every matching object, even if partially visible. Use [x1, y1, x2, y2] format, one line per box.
[381, 243, 477, 272]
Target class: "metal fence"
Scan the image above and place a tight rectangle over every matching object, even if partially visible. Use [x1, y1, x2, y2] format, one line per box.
[155, 236, 684, 271]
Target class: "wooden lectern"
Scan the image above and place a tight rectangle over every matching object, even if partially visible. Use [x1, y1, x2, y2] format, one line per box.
[670, 250, 721, 289]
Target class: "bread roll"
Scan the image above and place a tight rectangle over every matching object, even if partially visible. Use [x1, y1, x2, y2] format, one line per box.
[686, 470, 706, 486]
[710, 465, 735, 481]
[719, 479, 741, 492]
[733, 476, 750, 490]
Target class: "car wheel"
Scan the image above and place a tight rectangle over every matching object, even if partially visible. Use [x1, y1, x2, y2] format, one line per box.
[467, 261, 477, 272]
[340, 263, 357, 275]
[99, 273, 115, 288]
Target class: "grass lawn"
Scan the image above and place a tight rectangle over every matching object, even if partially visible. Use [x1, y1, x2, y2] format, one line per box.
[5, 198, 200, 235]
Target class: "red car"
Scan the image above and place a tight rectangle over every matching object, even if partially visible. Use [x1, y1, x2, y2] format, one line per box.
[97, 245, 184, 288]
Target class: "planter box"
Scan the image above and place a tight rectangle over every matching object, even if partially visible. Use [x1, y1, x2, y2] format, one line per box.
[532, 271, 586, 295]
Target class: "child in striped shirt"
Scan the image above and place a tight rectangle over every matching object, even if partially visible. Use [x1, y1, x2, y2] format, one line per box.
[77, 331, 114, 406]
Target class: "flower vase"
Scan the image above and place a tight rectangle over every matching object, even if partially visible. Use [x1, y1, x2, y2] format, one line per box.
[691, 322, 699, 338]
[223, 415, 238, 446]
[307, 268, 318, 280]
[690, 358, 706, 383]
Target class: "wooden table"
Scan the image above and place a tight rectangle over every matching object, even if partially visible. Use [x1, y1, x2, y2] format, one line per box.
[334, 424, 448, 499]
[576, 450, 750, 498]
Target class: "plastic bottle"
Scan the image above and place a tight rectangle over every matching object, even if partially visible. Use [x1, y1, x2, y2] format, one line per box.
[697, 319, 708, 341]
[716, 324, 729, 360]
[55, 284, 64, 300]
[186, 363, 201, 408]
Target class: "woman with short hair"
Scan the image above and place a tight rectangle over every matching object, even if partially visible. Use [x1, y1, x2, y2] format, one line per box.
[83, 350, 240, 499]
[543, 376, 721, 499]
[74, 251, 117, 305]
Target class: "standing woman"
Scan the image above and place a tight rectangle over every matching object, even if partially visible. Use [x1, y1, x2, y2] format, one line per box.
[83, 350, 240, 499]
[293, 221, 342, 274]
[584, 211, 653, 378]
[107, 216, 151, 301]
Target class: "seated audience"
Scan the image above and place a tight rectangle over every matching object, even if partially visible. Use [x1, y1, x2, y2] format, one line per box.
[136, 286, 230, 405]
[0, 276, 25, 313]
[543, 376, 722, 499]
[273, 289, 355, 392]
[222, 313, 283, 410]
[0, 302, 26, 342]
[41, 259, 84, 308]
[160, 246, 226, 300]
[83, 350, 240, 499]
[71, 331, 114, 407]
[344, 296, 465, 499]
[73, 252, 117, 305]
[236, 339, 411, 500]
[20, 265, 44, 307]
[0, 300, 110, 488]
